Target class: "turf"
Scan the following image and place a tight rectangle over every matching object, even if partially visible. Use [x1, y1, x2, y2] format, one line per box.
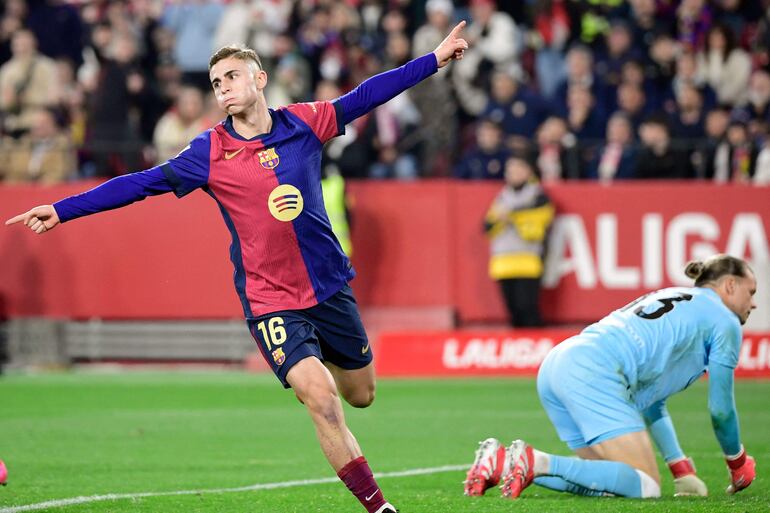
[0, 372, 767, 512]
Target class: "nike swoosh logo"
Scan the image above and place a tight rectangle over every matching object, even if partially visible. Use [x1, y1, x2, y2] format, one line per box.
[224, 147, 245, 160]
[361, 344, 370, 354]
[365, 489, 379, 501]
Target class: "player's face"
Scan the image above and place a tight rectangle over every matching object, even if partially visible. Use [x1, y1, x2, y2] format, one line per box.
[727, 273, 757, 325]
[210, 57, 266, 115]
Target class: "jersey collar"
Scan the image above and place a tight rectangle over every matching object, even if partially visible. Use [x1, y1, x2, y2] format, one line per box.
[223, 109, 275, 141]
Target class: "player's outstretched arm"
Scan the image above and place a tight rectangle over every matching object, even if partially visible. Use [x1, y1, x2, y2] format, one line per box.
[433, 21, 469, 68]
[334, 21, 469, 126]
[5, 205, 60, 234]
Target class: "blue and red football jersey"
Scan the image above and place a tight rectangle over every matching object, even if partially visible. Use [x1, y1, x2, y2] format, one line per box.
[53, 53, 438, 319]
[162, 102, 352, 317]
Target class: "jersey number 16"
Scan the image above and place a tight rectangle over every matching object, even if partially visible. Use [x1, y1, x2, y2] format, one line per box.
[257, 317, 287, 350]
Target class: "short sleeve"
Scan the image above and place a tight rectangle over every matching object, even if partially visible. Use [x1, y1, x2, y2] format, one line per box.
[164, 130, 212, 197]
[286, 101, 343, 144]
[708, 316, 743, 369]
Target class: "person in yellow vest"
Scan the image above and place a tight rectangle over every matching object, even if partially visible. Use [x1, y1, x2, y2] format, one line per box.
[321, 167, 353, 257]
[484, 156, 554, 327]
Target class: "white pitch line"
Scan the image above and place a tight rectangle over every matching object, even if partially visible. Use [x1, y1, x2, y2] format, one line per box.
[0, 464, 467, 513]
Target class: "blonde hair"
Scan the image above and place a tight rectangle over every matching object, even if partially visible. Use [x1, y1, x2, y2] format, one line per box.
[684, 254, 753, 287]
[209, 45, 262, 71]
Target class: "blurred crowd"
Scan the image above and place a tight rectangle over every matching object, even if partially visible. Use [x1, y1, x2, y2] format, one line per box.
[1, 0, 770, 184]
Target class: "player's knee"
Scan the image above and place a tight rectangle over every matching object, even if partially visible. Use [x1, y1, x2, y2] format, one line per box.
[635, 470, 661, 498]
[345, 387, 375, 408]
[300, 386, 344, 422]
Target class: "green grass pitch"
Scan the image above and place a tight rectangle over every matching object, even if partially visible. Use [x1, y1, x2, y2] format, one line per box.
[0, 371, 767, 512]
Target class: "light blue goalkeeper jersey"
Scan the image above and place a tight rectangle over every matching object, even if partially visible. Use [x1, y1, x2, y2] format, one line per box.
[581, 286, 742, 410]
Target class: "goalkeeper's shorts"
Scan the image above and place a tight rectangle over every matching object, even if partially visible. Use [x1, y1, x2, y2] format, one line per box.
[537, 334, 646, 450]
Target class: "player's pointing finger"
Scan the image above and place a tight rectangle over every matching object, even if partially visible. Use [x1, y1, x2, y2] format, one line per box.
[5, 213, 29, 226]
[450, 20, 466, 37]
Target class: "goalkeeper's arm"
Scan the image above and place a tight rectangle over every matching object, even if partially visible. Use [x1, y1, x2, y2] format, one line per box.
[642, 400, 708, 496]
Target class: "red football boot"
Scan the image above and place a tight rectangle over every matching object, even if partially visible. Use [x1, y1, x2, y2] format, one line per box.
[464, 438, 506, 496]
[500, 440, 535, 499]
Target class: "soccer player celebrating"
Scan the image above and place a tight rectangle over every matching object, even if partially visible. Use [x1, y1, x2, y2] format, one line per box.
[6, 22, 469, 513]
[464, 254, 757, 500]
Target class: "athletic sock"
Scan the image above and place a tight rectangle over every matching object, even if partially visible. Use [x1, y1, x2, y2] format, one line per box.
[533, 449, 550, 474]
[337, 456, 387, 513]
[534, 476, 607, 496]
[549, 455, 643, 497]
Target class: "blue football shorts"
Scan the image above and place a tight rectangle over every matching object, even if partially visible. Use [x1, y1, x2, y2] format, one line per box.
[247, 284, 372, 388]
[536, 333, 646, 450]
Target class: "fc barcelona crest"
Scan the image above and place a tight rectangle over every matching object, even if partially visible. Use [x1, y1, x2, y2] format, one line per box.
[258, 147, 280, 170]
[272, 347, 286, 365]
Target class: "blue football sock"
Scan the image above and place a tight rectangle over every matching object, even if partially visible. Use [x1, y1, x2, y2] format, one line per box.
[534, 476, 606, 496]
[549, 455, 642, 497]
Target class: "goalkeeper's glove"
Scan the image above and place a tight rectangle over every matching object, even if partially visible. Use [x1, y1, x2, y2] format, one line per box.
[668, 457, 708, 496]
[726, 446, 756, 494]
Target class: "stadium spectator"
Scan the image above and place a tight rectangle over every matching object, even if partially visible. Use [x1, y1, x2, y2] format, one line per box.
[648, 33, 679, 96]
[753, 5, 770, 70]
[153, 85, 209, 163]
[712, 0, 762, 46]
[0, 29, 59, 137]
[530, 0, 574, 100]
[465, 254, 757, 500]
[483, 156, 554, 327]
[595, 19, 642, 91]
[712, 118, 757, 183]
[413, 0, 454, 58]
[23, 0, 84, 68]
[54, 57, 86, 152]
[213, 0, 292, 65]
[162, 0, 225, 91]
[262, 33, 312, 108]
[452, 0, 521, 115]
[6, 23, 471, 513]
[615, 81, 649, 134]
[697, 23, 752, 106]
[533, 115, 581, 182]
[636, 114, 695, 179]
[694, 106, 731, 178]
[368, 32, 421, 179]
[202, 90, 224, 126]
[662, 50, 717, 114]
[454, 119, 509, 180]
[410, 0, 458, 176]
[297, 5, 344, 88]
[618, 59, 660, 111]
[482, 68, 551, 148]
[553, 45, 608, 115]
[627, 0, 671, 58]
[0, 0, 27, 66]
[82, 30, 145, 177]
[676, 0, 712, 51]
[315, 79, 372, 180]
[587, 112, 638, 181]
[563, 85, 605, 142]
[0, 108, 76, 184]
[465, 0, 520, 70]
[670, 83, 706, 140]
[734, 69, 770, 136]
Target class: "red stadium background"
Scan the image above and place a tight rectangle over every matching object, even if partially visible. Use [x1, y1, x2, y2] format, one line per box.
[1, 181, 767, 323]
